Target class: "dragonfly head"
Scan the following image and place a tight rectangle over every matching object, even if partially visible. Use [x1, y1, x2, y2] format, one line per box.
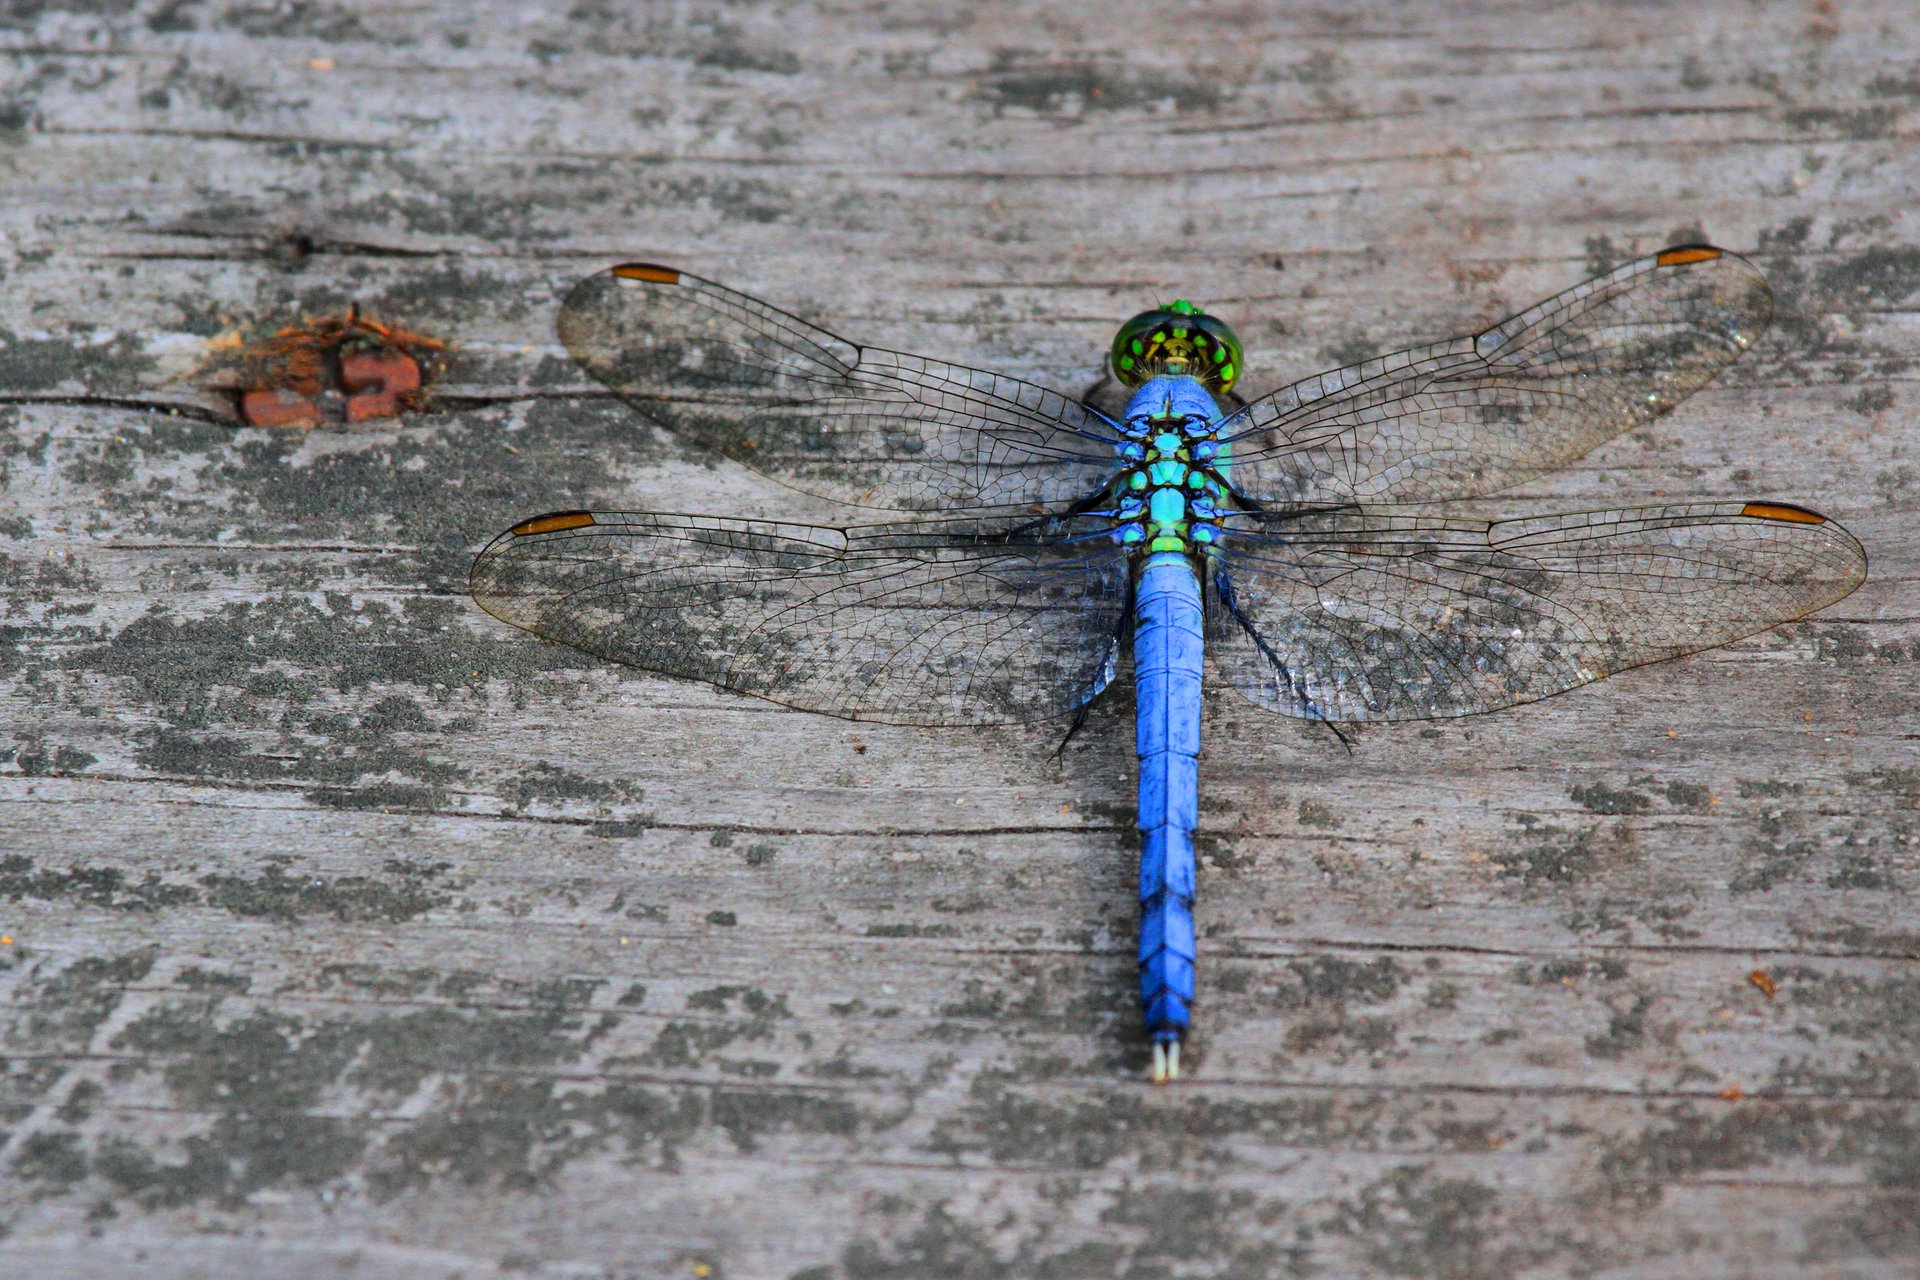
[1111, 298, 1243, 394]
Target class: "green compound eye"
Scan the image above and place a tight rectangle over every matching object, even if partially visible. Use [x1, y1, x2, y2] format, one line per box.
[1110, 301, 1244, 393]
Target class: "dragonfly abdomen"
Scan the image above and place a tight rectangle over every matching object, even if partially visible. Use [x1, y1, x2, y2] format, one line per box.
[1134, 550, 1203, 1083]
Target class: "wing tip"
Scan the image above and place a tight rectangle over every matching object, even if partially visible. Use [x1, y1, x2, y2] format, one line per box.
[1656, 245, 1724, 267]
[509, 510, 598, 536]
[1740, 501, 1826, 525]
[611, 263, 683, 284]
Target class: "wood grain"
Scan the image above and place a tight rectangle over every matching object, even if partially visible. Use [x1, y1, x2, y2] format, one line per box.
[2, 1, 1917, 1276]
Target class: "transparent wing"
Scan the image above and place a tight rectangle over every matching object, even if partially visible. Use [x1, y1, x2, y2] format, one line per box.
[1218, 246, 1773, 506]
[558, 264, 1123, 514]
[1208, 501, 1865, 722]
[471, 510, 1128, 726]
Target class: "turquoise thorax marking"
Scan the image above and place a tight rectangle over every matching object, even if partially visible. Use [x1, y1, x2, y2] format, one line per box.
[1149, 487, 1187, 527]
[1110, 375, 1228, 556]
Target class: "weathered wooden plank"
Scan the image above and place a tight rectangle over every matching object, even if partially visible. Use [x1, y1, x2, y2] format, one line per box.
[3, 0, 1918, 1276]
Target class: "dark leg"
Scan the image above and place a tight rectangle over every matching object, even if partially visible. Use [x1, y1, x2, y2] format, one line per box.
[1213, 568, 1352, 753]
[1053, 607, 1129, 760]
[1051, 696, 1095, 759]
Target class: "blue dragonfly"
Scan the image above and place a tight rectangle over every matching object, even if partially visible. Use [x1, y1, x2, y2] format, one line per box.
[473, 246, 1866, 1082]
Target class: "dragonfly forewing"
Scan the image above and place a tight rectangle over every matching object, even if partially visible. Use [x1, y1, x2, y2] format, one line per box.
[1217, 247, 1773, 507]
[559, 265, 1123, 514]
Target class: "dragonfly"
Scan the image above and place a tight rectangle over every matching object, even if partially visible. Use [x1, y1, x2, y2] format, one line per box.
[472, 246, 1867, 1082]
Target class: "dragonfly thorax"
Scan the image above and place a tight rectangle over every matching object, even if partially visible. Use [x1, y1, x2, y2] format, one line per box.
[1111, 375, 1230, 555]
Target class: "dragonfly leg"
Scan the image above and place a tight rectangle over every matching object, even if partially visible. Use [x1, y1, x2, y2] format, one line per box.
[1214, 565, 1352, 751]
[1052, 610, 1127, 760]
[1050, 694, 1095, 760]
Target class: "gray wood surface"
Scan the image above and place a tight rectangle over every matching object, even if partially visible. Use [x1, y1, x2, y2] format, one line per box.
[3, 1, 1917, 1276]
